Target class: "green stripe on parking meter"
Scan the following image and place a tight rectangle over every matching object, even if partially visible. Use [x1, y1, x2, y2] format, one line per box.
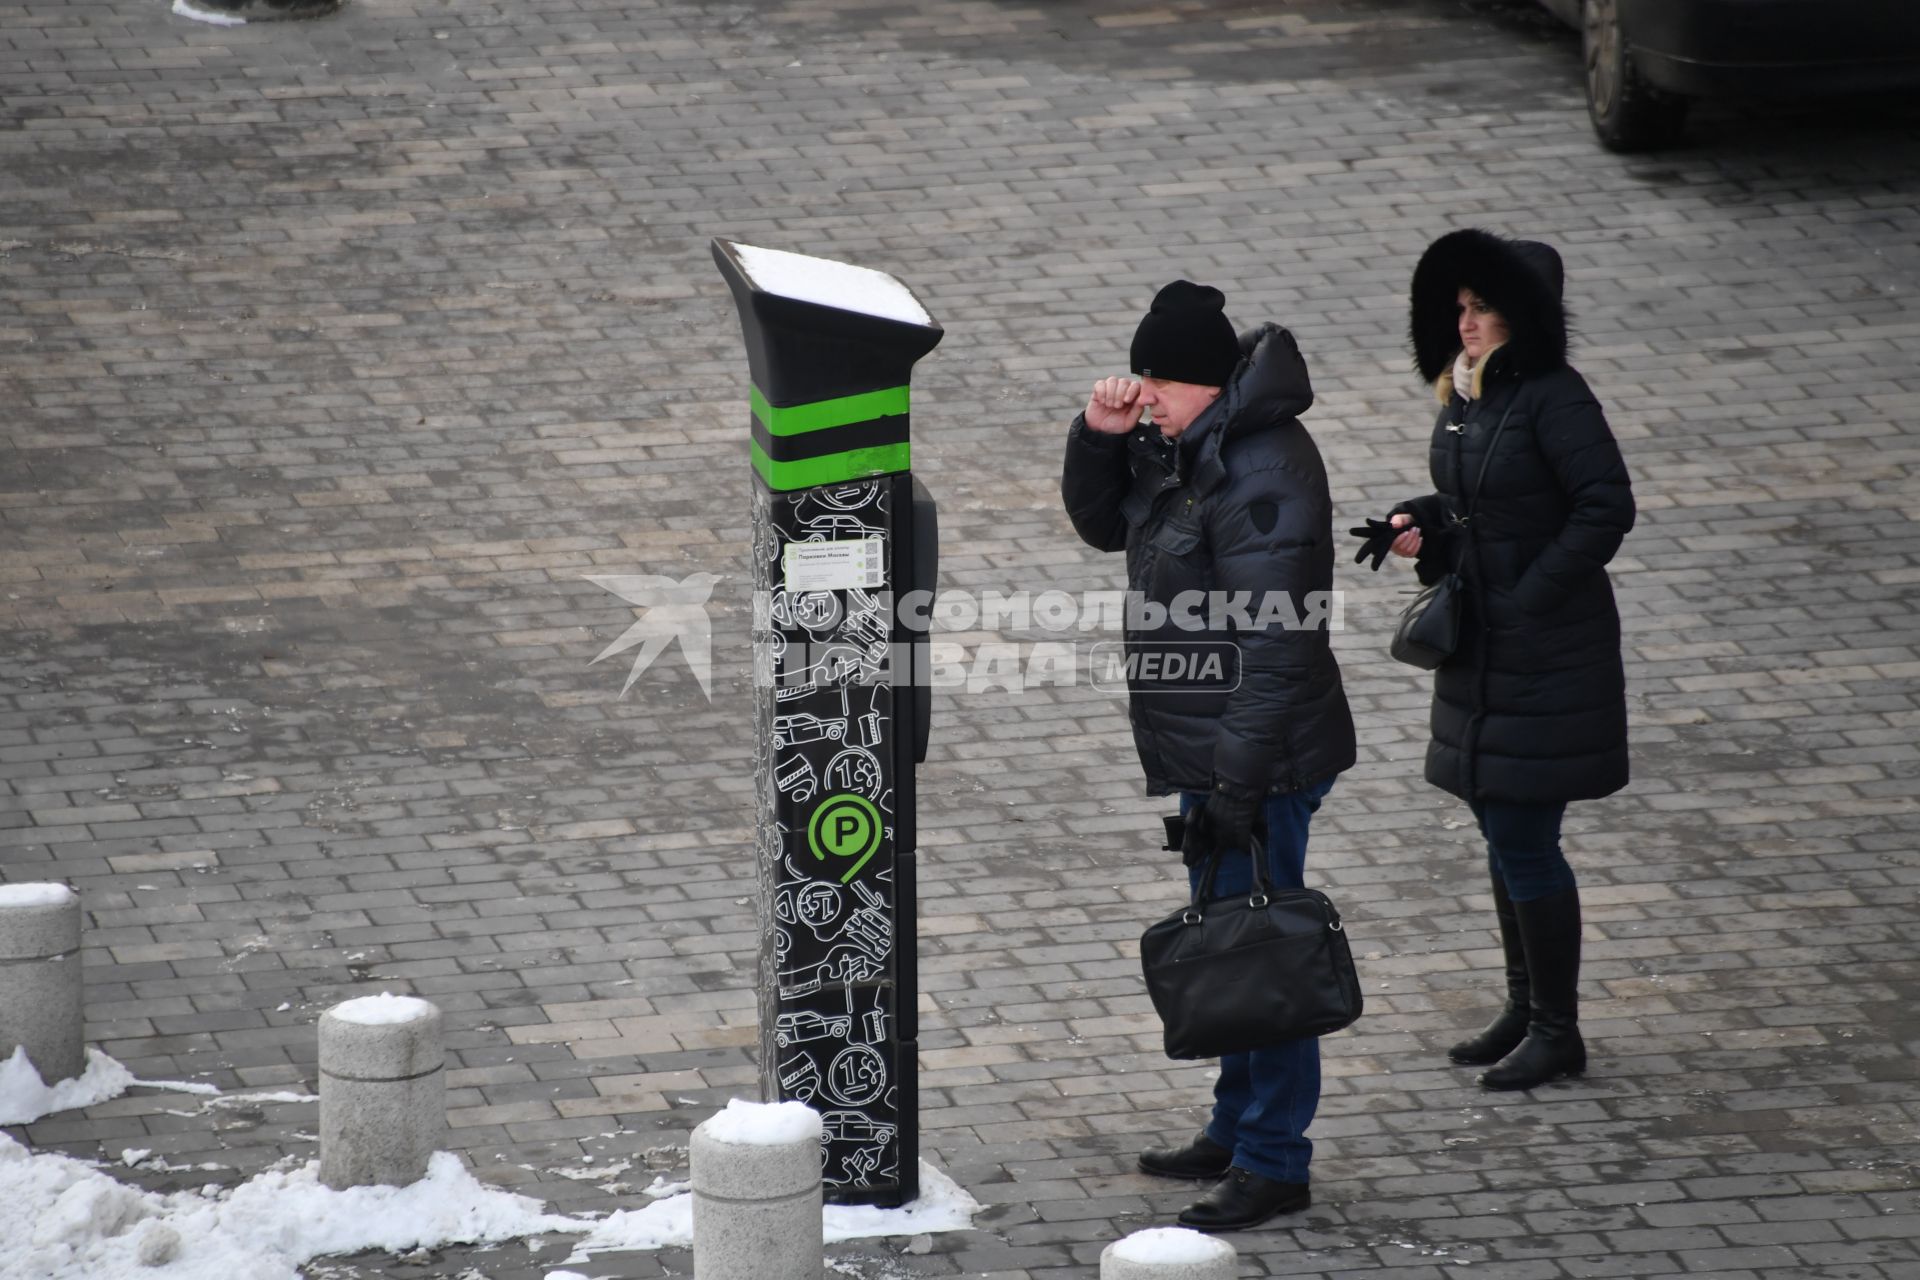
[751, 384, 910, 436]
[748, 382, 912, 489]
[750, 438, 911, 491]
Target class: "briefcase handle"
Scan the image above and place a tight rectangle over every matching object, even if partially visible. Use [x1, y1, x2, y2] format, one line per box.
[1191, 832, 1275, 912]
[1160, 810, 1345, 931]
[1160, 810, 1275, 917]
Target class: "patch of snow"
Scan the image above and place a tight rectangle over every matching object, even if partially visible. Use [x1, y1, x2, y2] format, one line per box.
[171, 0, 246, 25]
[328, 993, 434, 1026]
[565, 1159, 977, 1262]
[0, 1046, 217, 1123]
[1109, 1226, 1233, 1265]
[553, 1160, 632, 1183]
[642, 1175, 688, 1198]
[119, 1150, 151, 1168]
[822, 1162, 980, 1243]
[210, 1151, 578, 1258]
[559, 1193, 690, 1261]
[731, 243, 931, 326]
[1, 1049, 135, 1125]
[206, 1092, 315, 1108]
[700, 1098, 821, 1146]
[2, 1136, 581, 1280]
[151, 1077, 221, 1097]
[0, 882, 74, 907]
[4, 1130, 975, 1279]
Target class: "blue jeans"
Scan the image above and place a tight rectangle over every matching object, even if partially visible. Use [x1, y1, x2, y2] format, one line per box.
[1469, 799, 1575, 902]
[1178, 777, 1334, 1184]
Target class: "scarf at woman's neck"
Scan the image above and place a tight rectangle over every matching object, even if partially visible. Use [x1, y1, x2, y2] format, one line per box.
[1453, 348, 1480, 401]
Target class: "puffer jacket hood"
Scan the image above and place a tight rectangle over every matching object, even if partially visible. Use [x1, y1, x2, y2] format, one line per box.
[1177, 323, 1314, 494]
[1410, 228, 1569, 384]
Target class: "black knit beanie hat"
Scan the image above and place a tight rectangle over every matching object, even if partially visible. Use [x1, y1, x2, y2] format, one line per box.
[1129, 280, 1240, 387]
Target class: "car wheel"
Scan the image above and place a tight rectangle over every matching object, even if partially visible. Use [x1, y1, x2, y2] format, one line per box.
[1583, 0, 1688, 151]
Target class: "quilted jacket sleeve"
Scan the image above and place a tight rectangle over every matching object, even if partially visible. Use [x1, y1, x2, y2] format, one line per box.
[1390, 493, 1457, 587]
[1060, 414, 1132, 554]
[1510, 378, 1635, 614]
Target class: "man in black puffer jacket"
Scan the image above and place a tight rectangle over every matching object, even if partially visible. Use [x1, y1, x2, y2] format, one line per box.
[1061, 281, 1355, 1232]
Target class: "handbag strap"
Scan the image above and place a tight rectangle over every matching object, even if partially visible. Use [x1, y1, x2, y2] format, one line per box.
[1452, 398, 1517, 528]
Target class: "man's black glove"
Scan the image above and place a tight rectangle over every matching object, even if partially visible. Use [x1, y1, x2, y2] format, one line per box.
[1348, 517, 1405, 572]
[1180, 778, 1265, 868]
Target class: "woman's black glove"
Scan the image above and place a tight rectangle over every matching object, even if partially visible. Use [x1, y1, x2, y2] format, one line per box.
[1180, 779, 1265, 867]
[1348, 517, 1403, 571]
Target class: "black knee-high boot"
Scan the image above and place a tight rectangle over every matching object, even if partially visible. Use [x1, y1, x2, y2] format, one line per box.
[1448, 869, 1529, 1065]
[1479, 886, 1585, 1090]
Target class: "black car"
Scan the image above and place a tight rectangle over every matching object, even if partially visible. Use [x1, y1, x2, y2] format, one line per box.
[1537, 0, 1920, 150]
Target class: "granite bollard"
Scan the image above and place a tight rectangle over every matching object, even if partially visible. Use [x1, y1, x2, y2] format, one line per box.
[318, 993, 443, 1189]
[0, 883, 85, 1085]
[692, 1099, 824, 1280]
[1101, 1227, 1238, 1280]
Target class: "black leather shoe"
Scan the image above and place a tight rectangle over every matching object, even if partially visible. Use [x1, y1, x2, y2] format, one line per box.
[1137, 1131, 1233, 1180]
[1177, 1166, 1311, 1232]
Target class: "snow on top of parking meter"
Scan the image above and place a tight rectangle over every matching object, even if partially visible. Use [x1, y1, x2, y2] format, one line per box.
[732, 243, 931, 326]
[700, 1097, 822, 1145]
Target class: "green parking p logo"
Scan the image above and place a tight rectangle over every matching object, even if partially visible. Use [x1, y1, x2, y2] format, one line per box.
[806, 793, 882, 884]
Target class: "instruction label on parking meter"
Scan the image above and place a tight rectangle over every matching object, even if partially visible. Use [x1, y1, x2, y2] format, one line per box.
[784, 538, 883, 591]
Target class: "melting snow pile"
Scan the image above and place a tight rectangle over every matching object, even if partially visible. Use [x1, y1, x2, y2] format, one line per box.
[3, 1138, 580, 1280]
[559, 1159, 977, 1260]
[3, 1071, 980, 1279]
[0, 1048, 216, 1126]
[821, 1162, 980, 1244]
[4, 1146, 978, 1278]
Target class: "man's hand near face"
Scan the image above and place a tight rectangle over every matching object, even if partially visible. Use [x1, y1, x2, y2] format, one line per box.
[1085, 376, 1145, 435]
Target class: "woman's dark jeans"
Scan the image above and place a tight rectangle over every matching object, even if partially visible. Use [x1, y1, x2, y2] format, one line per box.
[1469, 798, 1575, 902]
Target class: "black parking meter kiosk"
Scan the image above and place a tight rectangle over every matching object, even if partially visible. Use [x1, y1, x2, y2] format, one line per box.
[713, 239, 939, 1207]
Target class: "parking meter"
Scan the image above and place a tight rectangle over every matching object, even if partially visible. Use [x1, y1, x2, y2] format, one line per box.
[713, 239, 940, 1207]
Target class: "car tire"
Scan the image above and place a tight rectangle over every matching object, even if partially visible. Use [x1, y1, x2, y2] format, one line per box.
[1582, 0, 1688, 151]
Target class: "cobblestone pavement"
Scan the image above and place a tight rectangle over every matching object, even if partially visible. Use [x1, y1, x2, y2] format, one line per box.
[4, 0, 1920, 1276]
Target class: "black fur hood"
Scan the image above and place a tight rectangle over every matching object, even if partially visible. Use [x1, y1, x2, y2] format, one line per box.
[1409, 229, 1569, 384]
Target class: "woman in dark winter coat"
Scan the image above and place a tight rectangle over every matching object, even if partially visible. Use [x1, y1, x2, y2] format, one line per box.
[1363, 229, 1635, 1091]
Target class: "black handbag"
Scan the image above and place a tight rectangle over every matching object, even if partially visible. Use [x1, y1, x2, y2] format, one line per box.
[1141, 823, 1363, 1060]
[1388, 400, 1516, 670]
[1389, 572, 1463, 670]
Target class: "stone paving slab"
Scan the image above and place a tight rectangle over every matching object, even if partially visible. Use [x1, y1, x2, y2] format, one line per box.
[3, 0, 1919, 1277]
